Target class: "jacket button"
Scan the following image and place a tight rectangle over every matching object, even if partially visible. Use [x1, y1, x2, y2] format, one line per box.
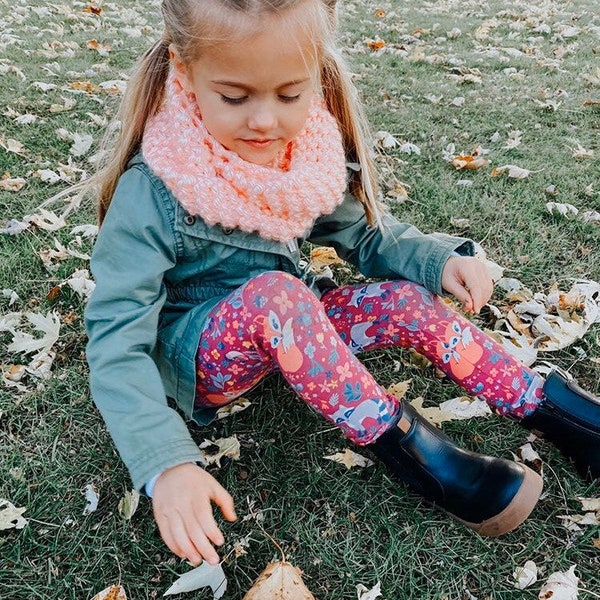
[222, 227, 233, 235]
[184, 215, 195, 226]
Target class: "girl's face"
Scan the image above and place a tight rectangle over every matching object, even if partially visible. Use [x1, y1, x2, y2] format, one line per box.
[172, 19, 319, 165]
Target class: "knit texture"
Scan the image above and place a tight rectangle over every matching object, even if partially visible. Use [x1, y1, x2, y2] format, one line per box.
[142, 72, 348, 243]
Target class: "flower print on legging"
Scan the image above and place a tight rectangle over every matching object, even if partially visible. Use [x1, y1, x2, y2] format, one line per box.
[195, 271, 543, 445]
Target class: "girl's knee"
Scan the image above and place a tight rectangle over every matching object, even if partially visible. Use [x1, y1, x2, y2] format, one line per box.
[242, 271, 317, 304]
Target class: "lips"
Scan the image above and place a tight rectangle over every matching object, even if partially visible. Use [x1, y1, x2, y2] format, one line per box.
[242, 138, 276, 148]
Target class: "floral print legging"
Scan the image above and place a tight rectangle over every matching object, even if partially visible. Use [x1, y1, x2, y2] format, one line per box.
[195, 271, 543, 445]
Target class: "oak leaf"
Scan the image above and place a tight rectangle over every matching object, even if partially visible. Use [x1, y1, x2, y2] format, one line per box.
[242, 561, 316, 600]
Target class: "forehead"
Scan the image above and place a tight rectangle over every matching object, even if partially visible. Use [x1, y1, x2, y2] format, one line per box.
[192, 20, 320, 87]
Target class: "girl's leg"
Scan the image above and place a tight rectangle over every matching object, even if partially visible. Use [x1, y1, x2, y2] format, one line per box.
[322, 279, 600, 480]
[196, 271, 542, 533]
[195, 271, 399, 444]
[321, 280, 544, 418]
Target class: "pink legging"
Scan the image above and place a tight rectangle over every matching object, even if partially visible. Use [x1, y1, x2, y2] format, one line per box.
[195, 271, 543, 444]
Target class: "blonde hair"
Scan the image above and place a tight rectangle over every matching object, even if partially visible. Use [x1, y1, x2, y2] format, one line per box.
[95, 0, 382, 226]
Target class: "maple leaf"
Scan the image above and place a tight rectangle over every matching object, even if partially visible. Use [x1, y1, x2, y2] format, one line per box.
[409, 397, 455, 427]
[7, 311, 60, 358]
[386, 379, 412, 400]
[242, 561, 316, 600]
[324, 448, 374, 469]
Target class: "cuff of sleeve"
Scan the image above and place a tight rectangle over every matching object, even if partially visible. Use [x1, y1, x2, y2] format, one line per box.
[144, 472, 162, 499]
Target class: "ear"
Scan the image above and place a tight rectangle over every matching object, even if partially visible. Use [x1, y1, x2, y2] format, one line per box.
[168, 44, 195, 93]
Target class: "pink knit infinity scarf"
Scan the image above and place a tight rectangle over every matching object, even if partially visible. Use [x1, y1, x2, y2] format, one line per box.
[142, 73, 347, 243]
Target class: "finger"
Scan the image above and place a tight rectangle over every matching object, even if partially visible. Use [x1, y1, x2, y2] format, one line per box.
[195, 508, 225, 547]
[186, 522, 221, 565]
[160, 515, 203, 564]
[445, 279, 473, 310]
[212, 485, 237, 522]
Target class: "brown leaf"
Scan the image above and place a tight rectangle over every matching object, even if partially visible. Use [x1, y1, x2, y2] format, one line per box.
[242, 561, 316, 600]
[451, 155, 489, 170]
[91, 585, 127, 600]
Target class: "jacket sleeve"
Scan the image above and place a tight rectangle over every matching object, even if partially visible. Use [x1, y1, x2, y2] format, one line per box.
[85, 166, 204, 491]
[308, 192, 474, 295]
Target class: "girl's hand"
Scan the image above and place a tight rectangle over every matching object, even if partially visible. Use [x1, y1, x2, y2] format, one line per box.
[441, 255, 494, 314]
[152, 463, 237, 566]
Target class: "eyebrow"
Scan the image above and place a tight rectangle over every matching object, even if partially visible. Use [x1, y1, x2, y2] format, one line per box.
[211, 78, 311, 91]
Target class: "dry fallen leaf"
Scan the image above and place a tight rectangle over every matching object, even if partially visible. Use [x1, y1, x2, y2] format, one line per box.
[516, 442, 543, 473]
[356, 582, 382, 600]
[0, 498, 28, 530]
[491, 164, 531, 179]
[437, 396, 492, 420]
[513, 560, 538, 589]
[310, 246, 345, 271]
[164, 563, 227, 598]
[7, 311, 61, 358]
[82, 483, 99, 515]
[409, 397, 455, 427]
[91, 585, 127, 600]
[385, 379, 412, 400]
[199, 436, 241, 467]
[324, 448, 374, 470]
[0, 175, 26, 191]
[546, 202, 579, 217]
[451, 155, 489, 170]
[538, 565, 578, 600]
[242, 561, 316, 600]
[118, 489, 140, 520]
[215, 396, 252, 420]
[577, 497, 600, 512]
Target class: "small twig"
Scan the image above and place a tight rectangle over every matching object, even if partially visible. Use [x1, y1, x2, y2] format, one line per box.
[247, 500, 286, 562]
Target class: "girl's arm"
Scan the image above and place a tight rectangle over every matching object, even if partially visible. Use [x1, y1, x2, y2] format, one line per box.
[86, 165, 236, 564]
[85, 165, 203, 490]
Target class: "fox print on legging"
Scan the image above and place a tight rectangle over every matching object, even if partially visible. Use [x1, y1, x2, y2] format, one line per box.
[195, 271, 544, 444]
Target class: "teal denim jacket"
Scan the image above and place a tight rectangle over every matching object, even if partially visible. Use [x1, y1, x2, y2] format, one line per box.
[85, 155, 474, 490]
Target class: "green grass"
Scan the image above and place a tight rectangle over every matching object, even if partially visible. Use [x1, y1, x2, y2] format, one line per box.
[1, 0, 599, 598]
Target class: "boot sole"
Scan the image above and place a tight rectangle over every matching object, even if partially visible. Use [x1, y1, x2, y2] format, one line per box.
[457, 465, 543, 537]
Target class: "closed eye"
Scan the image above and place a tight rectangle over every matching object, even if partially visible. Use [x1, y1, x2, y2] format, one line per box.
[220, 94, 247, 105]
[278, 94, 301, 103]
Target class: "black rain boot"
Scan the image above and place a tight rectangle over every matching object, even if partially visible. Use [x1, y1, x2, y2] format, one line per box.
[370, 401, 542, 536]
[521, 370, 600, 481]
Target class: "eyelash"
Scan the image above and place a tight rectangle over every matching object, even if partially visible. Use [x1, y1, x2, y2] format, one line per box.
[219, 94, 301, 105]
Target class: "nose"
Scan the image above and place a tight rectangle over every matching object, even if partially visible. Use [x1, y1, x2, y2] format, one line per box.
[247, 101, 277, 132]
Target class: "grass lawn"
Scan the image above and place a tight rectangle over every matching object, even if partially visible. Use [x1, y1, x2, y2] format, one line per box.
[1, 0, 599, 598]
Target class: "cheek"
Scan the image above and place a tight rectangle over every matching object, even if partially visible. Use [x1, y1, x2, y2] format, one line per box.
[288, 102, 313, 136]
[199, 102, 236, 140]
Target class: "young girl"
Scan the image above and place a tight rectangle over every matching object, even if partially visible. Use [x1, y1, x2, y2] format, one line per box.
[85, 0, 600, 567]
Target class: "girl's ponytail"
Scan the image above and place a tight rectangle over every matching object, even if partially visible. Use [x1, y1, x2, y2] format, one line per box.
[320, 39, 383, 229]
[97, 39, 170, 223]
